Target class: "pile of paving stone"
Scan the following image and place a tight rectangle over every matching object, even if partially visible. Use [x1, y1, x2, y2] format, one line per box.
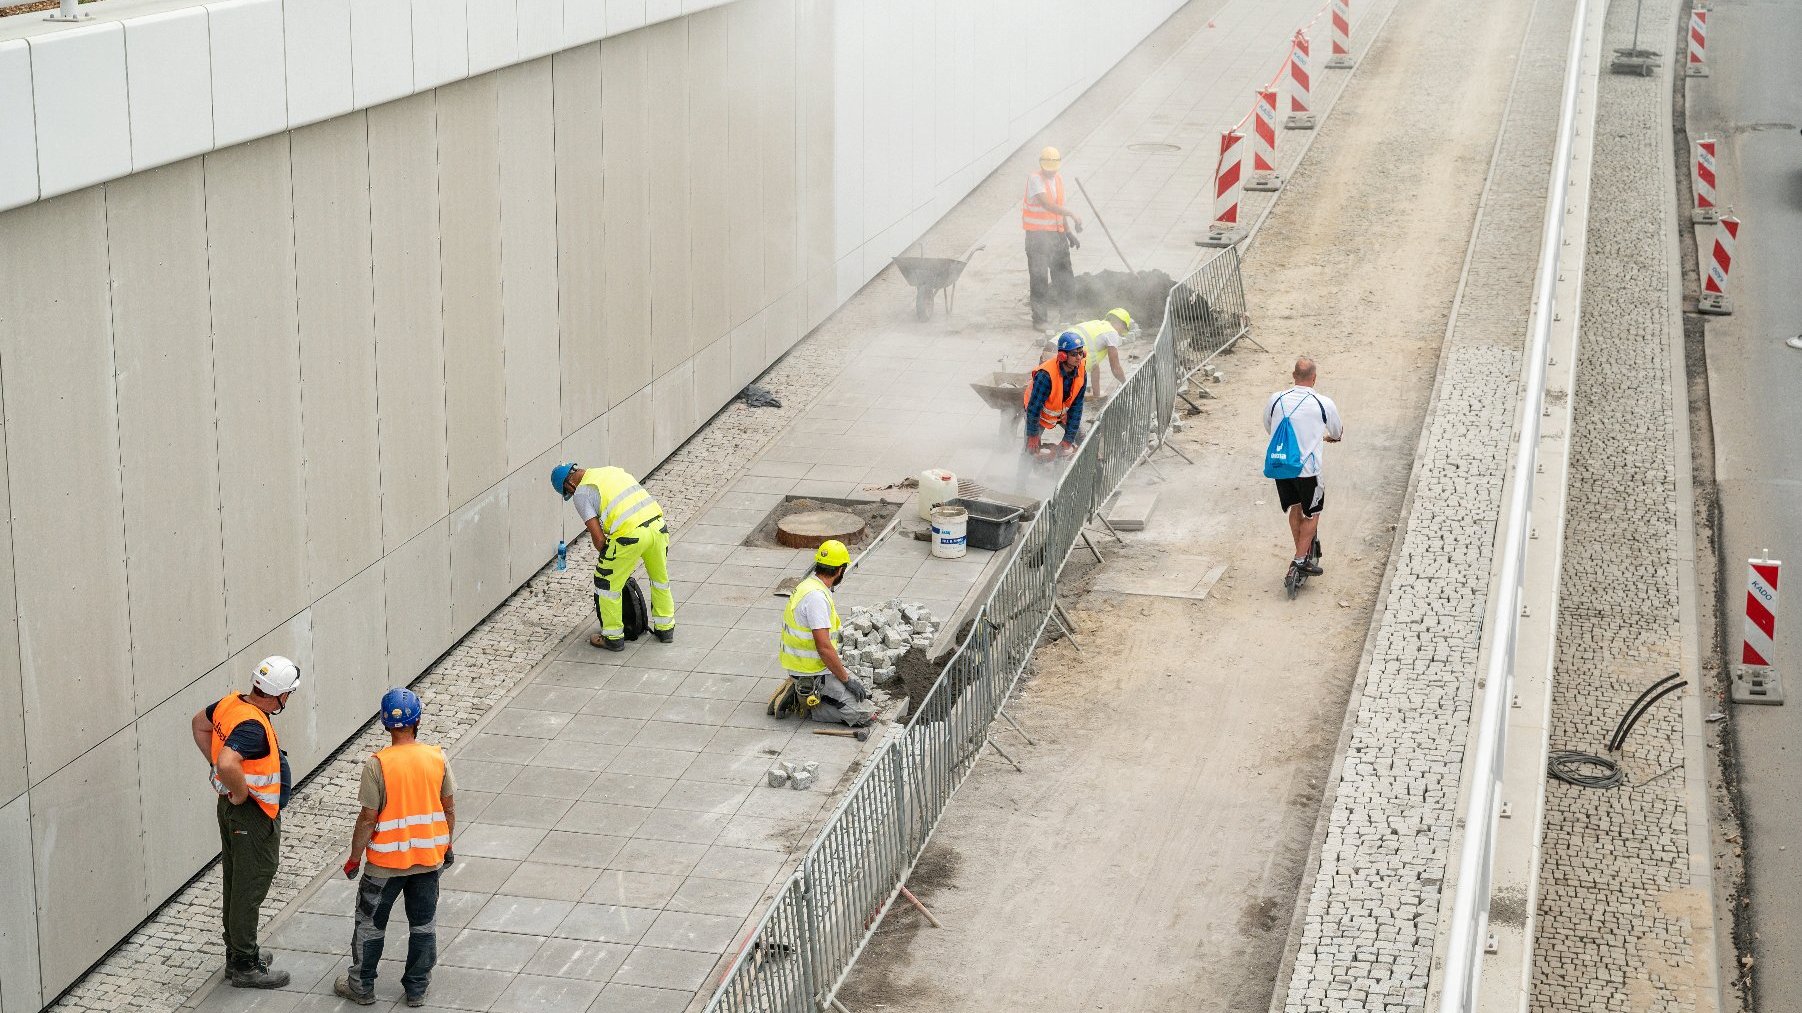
[838, 600, 940, 685]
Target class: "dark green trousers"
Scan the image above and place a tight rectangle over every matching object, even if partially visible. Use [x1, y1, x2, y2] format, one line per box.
[217, 796, 280, 969]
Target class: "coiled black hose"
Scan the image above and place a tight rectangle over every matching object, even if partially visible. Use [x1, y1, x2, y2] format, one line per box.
[1546, 672, 1687, 789]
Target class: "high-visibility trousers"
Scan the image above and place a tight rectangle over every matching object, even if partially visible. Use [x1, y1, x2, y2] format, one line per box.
[594, 519, 675, 639]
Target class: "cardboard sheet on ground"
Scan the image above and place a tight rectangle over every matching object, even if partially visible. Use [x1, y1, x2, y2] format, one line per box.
[1091, 554, 1228, 601]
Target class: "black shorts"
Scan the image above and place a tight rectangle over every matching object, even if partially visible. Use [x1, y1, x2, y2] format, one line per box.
[1274, 476, 1325, 517]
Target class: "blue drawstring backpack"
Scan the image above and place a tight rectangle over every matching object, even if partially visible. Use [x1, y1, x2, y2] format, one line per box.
[1264, 391, 1323, 479]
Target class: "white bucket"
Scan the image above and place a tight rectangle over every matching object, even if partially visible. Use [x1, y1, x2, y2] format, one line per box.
[930, 505, 968, 559]
[918, 468, 960, 520]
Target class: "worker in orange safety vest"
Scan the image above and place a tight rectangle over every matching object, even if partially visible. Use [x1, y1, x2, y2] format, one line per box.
[1022, 330, 1089, 459]
[1023, 146, 1084, 328]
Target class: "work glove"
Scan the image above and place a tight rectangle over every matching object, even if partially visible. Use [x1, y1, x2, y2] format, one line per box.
[1058, 440, 1077, 458]
[443, 846, 455, 867]
[1066, 232, 1081, 251]
[343, 856, 361, 880]
[844, 678, 871, 702]
[1025, 434, 1042, 455]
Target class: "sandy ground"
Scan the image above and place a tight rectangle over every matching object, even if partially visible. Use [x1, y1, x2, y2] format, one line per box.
[832, 0, 1543, 1009]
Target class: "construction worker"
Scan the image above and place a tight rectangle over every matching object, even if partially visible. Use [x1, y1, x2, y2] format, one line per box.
[1023, 330, 1089, 458]
[189, 656, 301, 989]
[552, 462, 676, 651]
[771, 540, 875, 727]
[1023, 146, 1083, 328]
[336, 688, 455, 1008]
[1062, 307, 1133, 395]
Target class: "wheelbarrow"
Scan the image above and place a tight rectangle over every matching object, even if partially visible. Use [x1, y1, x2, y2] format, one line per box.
[969, 371, 1114, 437]
[892, 243, 984, 321]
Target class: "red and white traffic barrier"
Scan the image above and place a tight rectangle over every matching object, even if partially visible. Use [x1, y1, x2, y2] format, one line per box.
[1247, 89, 1282, 191]
[1687, 10, 1709, 77]
[1692, 136, 1719, 224]
[1699, 213, 1737, 314]
[1327, 0, 1355, 69]
[1285, 32, 1316, 129]
[1743, 558, 1781, 667]
[1200, 129, 1248, 247]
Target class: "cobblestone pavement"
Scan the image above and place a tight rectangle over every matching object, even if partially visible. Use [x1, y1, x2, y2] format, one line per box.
[1275, 0, 1577, 1007]
[1529, 0, 1715, 1008]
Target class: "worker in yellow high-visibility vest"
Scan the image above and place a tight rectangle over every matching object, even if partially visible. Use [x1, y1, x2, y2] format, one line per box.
[552, 463, 676, 651]
[1064, 307, 1133, 395]
[770, 540, 875, 727]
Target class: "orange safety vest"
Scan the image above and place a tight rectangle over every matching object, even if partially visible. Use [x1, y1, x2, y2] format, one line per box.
[1022, 172, 1067, 232]
[209, 694, 283, 819]
[366, 742, 450, 871]
[1023, 356, 1087, 432]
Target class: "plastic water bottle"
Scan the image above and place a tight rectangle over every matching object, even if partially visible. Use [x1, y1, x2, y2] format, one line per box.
[556, 541, 568, 571]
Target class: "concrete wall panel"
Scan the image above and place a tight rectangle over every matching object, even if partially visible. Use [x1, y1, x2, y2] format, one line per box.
[292, 116, 384, 601]
[412, 0, 470, 90]
[648, 359, 694, 464]
[450, 485, 510, 632]
[684, 10, 729, 362]
[385, 519, 454, 681]
[0, 190, 135, 785]
[206, 0, 288, 148]
[644, 19, 691, 381]
[498, 61, 562, 471]
[28, 24, 131, 199]
[106, 161, 230, 715]
[206, 135, 308, 655]
[606, 388, 654, 481]
[124, 9, 215, 172]
[0, 793, 40, 1013]
[220, 613, 315, 774]
[564, 0, 604, 47]
[694, 333, 734, 423]
[722, 1, 763, 327]
[31, 725, 145, 995]
[0, 41, 38, 212]
[0, 385, 22, 809]
[134, 664, 232, 906]
[516, 0, 564, 59]
[369, 94, 451, 551]
[599, 30, 653, 407]
[605, 0, 646, 35]
[507, 449, 562, 584]
[760, 0, 798, 302]
[552, 45, 607, 434]
[283, 0, 354, 128]
[438, 76, 509, 510]
[467, 0, 521, 74]
[308, 561, 387, 771]
[351, 0, 415, 108]
[728, 312, 764, 390]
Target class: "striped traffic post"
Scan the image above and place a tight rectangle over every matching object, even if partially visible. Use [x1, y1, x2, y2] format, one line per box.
[1687, 10, 1709, 77]
[1327, 0, 1355, 69]
[1692, 136, 1719, 224]
[1247, 89, 1282, 191]
[1744, 559, 1781, 667]
[1285, 32, 1316, 129]
[1698, 213, 1737, 314]
[1199, 129, 1248, 247]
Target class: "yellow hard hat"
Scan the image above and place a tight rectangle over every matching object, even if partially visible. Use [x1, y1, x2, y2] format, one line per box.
[814, 540, 851, 568]
[1039, 146, 1061, 170]
[1107, 307, 1133, 330]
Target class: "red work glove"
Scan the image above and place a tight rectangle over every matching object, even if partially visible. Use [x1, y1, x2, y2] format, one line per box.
[343, 856, 361, 880]
[1058, 441, 1077, 458]
[1025, 434, 1042, 455]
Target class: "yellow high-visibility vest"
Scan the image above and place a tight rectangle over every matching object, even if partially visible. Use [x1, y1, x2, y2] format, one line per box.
[779, 576, 840, 676]
[577, 467, 662, 536]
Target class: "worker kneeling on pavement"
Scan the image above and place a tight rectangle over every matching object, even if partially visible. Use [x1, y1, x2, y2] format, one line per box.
[336, 688, 456, 1008]
[771, 540, 877, 727]
[553, 462, 676, 651]
[1023, 330, 1089, 459]
[190, 655, 300, 989]
[1062, 307, 1132, 396]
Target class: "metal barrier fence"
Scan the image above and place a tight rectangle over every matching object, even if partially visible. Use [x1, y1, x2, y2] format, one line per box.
[706, 247, 1249, 1013]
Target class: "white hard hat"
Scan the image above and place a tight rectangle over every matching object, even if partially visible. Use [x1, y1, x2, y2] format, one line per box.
[252, 656, 302, 695]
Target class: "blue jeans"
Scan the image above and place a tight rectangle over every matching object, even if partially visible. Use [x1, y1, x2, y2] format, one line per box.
[348, 869, 439, 998]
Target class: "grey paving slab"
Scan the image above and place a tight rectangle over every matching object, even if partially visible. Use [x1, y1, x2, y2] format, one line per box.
[440, 856, 521, 895]
[526, 831, 628, 870]
[679, 752, 777, 785]
[534, 662, 619, 690]
[509, 685, 598, 713]
[556, 801, 654, 838]
[503, 764, 599, 800]
[663, 603, 744, 628]
[481, 707, 574, 739]
[689, 845, 785, 884]
[666, 876, 767, 919]
[611, 945, 718, 992]
[604, 746, 698, 780]
[672, 671, 762, 701]
[555, 903, 660, 945]
[468, 895, 577, 935]
[713, 815, 791, 852]
[583, 690, 673, 719]
[411, 964, 512, 1010]
[455, 824, 550, 861]
[555, 715, 644, 746]
[439, 929, 547, 972]
[518, 937, 630, 982]
[454, 759, 527, 793]
[489, 973, 604, 1013]
[626, 720, 719, 752]
[638, 910, 742, 953]
[632, 808, 731, 847]
[498, 861, 602, 902]
[608, 839, 709, 878]
[459, 733, 550, 765]
[582, 870, 685, 909]
[476, 792, 576, 829]
[435, 889, 493, 929]
[651, 695, 740, 726]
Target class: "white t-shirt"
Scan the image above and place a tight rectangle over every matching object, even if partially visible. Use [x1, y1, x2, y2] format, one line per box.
[794, 588, 833, 632]
[571, 484, 601, 523]
[1263, 386, 1344, 478]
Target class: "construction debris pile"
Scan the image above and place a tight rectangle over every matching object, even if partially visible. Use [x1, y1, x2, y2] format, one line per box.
[839, 600, 941, 687]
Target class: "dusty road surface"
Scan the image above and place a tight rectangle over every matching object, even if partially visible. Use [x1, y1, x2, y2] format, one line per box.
[833, 0, 1546, 1009]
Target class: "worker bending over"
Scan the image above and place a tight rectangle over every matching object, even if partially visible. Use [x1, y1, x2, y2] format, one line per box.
[336, 688, 455, 1008]
[1065, 307, 1132, 396]
[190, 656, 301, 989]
[1023, 146, 1083, 328]
[553, 462, 676, 650]
[1023, 331, 1089, 458]
[772, 540, 876, 727]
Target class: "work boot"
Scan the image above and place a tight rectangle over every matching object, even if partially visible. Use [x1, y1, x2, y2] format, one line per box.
[333, 975, 377, 1006]
[404, 989, 429, 1007]
[589, 634, 625, 652]
[653, 627, 675, 644]
[227, 961, 290, 990]
[1293, 557, 1323, 577]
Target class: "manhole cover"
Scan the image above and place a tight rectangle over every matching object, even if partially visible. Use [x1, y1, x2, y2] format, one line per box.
[776, 510, 868, 549]
[1127, 142, 1182, 153]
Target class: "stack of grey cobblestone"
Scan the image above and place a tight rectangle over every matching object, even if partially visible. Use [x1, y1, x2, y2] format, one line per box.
[837, 601, 939, 686]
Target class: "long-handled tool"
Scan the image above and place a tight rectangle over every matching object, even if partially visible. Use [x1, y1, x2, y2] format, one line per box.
[813, 728, 871, 742]
[1073, 176, 1136, 274]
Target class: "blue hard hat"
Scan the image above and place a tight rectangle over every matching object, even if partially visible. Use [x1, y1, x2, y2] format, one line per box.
[1057, 330, 1084, 354]
[552, 462, 577, 499]
[379, 688, 423, 729]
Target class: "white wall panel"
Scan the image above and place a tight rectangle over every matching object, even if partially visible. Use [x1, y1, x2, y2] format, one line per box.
[0, 793, 40, 1013]
[124, 8, 214, 172]
[606, 388, 654, 481]
[646, 0, 680, 26]
[0, 41, 37, 212]
[218, 613, 315, 773]
[728, 311, 764, 390]
[28, 23, 130, 199]
[207, 0, 288, 148]
[438, 76, 509, 510]
[552, 45, 607, 433]
[516, 0, 564, 59]
[648, 359, 694, 464]
[107, 161, 230, 715]
[604, 0, 646, 34]
[385, 519, 454, 680]
[284, 0, 354, 128]
[467, 0, 520, 75]
[450, 485, 510, 632]
[0, 190, 134, 786]
[760, 1, 798, 301]
[506, 450, 561, 584]
[32, 725, 144, 996]
[685, 10, 728, 361]
[644, 20, 690, 380]
[351, 0, 415, 108]
[722, 0, 763, 326]
[368, 94, 450, 551]
[599, 31, 652, 406]
[412, 0, 470, 90]
[498, 61, 562, 470]
[292, 115, 384, 601]
[134, 663, 231, 906]
[308, 561, 387, 773]
[0, 384, 21, 808]
[206, 136, 308, 655]
[563, 0, 604, 47]
[693, 333, 734, 424]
